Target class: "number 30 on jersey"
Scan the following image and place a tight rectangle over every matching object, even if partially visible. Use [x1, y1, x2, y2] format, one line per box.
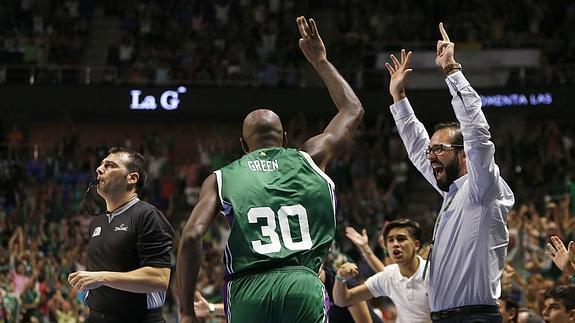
[248, 204, 312, 254]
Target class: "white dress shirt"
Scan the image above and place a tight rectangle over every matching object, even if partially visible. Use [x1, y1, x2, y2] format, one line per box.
[389, 71, 515, 311]
[365, 256, 431, 323]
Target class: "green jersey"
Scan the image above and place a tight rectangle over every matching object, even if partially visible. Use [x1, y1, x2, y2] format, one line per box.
[215, 147, 336, 280]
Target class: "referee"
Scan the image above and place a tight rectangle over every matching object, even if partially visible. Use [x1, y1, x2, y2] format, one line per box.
[68, 147, 174, 323]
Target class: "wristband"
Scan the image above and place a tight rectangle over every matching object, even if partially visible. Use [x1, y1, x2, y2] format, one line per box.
[208, 303, 215, 315]
[335, 275, 347, 283]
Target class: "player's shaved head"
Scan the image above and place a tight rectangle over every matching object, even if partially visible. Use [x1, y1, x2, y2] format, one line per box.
[242, 109, 285, 151]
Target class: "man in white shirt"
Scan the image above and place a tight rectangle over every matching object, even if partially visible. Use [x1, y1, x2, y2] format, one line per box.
[385, 23, 514, 322]
[333, 219, 431, 323]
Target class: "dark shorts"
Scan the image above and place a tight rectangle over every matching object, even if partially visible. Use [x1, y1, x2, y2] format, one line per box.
[87, 307, 165, 323]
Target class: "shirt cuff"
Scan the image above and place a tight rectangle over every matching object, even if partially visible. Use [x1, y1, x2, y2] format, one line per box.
[389, 97, 414, 121]
[445, 71, 470, 96]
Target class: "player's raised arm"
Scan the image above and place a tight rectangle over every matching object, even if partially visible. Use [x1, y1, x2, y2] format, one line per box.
[296, 16, 364, 171]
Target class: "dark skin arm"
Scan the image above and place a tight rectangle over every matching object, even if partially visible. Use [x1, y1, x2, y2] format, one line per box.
[177, 174, 220, 323]
[296, 16, 364, 171]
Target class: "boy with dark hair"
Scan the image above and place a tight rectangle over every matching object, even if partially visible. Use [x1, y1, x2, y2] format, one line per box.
[542, 285, 575, 323]
[498, 293, 519, 323]
[382, 218, 423, 242]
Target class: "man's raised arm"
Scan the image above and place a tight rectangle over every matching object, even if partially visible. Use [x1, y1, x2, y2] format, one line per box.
[296, 16, 364, 171]
[437, 23, 511, 203]
[386, 49, 443, 195]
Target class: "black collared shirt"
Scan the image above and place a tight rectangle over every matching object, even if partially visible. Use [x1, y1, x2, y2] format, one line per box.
[86, 199, 174, 315]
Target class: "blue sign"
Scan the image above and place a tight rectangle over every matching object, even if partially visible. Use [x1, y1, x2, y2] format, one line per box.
[480, 92, 552, 108]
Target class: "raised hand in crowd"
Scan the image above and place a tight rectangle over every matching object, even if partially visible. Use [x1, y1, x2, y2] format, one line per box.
[345, 227, 369, 253]
[502, 264, 515, 287]
[547, 195, 574, 238]
[546, 235, 575, 281]
[501, 263, 527, 294]
[345, 227, 385, 272]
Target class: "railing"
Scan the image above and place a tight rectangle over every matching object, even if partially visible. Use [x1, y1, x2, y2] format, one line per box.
[0, 64, 118, 85]
[0, 63, 573, 88]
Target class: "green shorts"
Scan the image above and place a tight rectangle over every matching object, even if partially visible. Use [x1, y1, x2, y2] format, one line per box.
[224, 266, 327, 323]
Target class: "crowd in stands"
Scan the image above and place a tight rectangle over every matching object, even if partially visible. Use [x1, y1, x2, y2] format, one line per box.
[0, 0, 92, 65]
[2, 0, 575, 86]
[105, 0, 575, 86]
[0, 113, 574, 322]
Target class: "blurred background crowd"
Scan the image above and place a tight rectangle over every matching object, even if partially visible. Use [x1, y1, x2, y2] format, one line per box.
[1, 0, 575, 86]
[1, 0, 575, 322]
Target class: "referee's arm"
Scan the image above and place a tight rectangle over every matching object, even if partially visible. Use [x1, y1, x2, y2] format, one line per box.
[68, 266, 170, 293]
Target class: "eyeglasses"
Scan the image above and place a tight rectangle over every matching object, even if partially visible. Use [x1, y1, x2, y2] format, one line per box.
[425, 144, 463, 156]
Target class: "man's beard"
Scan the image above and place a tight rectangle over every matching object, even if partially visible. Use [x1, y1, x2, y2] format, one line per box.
[436, 158, 461, 192]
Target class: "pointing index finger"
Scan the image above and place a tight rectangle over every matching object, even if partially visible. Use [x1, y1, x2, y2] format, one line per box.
[439, 22, 450, 42]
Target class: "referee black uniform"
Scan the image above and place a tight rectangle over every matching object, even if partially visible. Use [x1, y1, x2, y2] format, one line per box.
[86, 198, 174, 323]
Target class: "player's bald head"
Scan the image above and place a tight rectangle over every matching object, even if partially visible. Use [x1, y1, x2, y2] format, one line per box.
[242, 109, 284, 150]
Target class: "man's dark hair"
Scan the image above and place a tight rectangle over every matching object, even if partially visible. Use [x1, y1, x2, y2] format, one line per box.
[543, 284, 575, 311]
[499, 293, 519, 323]
[108, 147, 148, 191]
[434, 122, 463, 146]
[382, 218, 422, 242]
[517, 308, 543, 323]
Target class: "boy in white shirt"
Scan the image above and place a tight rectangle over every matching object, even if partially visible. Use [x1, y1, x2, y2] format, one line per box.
[333, 219, 431, 323]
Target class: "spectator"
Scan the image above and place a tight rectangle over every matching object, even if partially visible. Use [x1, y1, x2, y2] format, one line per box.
[333, 219, 431, 323]
[517, 308, 544, 323]
[498, 293, 519, 323]
[541, 285, 575, 323]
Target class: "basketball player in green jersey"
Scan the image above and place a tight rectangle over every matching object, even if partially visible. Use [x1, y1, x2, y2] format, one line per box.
[177, 16, 364, 323]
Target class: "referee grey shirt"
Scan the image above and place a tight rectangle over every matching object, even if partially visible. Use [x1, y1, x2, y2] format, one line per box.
[390, 71, 515, 312]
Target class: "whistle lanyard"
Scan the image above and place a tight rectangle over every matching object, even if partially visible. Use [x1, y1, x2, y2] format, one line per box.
[422, 193, 456, 281]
